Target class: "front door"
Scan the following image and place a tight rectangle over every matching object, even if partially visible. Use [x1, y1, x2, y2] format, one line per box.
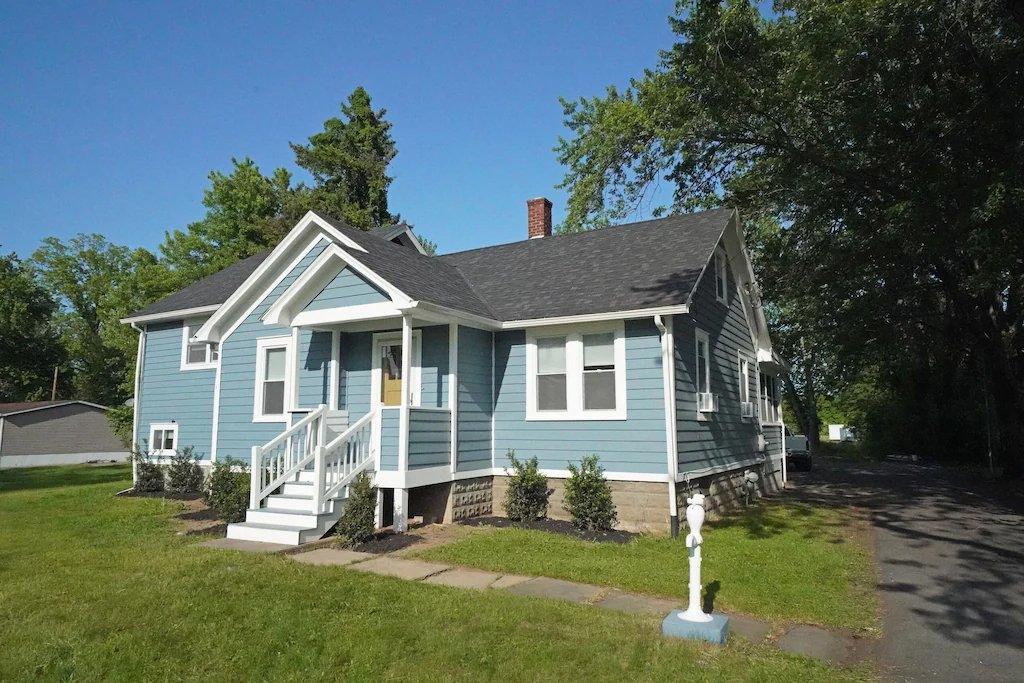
[380, 342, 404, 407]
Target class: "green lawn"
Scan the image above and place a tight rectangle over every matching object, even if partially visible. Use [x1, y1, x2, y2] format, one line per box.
[415, 501, 879, 633]
[0, 466, 874, 681]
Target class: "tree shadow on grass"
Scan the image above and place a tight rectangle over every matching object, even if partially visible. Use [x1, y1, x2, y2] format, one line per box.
[0, 463, 131, 494]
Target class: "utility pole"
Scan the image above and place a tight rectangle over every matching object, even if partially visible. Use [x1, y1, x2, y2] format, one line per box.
[51, 366, 58, 400]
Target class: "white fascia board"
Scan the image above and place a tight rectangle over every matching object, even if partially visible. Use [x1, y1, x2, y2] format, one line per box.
[411, 301, 690, 332]
[305, 211, 367, 253]
[291, 302, 407, 328]
[263, 247, 342, 326]
[120, 305, 220, 325]
[501, 304, 689, 330]
[190, 212, 356, 342]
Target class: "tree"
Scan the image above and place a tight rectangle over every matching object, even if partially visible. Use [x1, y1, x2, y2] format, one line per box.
[556, 1, 1024, 475]
[31, 235, 171, 408]
[161, 158, 297, 283]
[0, 251, 67, 401]
[291, 87, 399, 230]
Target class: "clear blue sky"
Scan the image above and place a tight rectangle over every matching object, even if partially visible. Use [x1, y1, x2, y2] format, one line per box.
[0, 1, 677, 258]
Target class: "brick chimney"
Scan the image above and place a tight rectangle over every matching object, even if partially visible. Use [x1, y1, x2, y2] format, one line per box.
[527, 197, 552, 239]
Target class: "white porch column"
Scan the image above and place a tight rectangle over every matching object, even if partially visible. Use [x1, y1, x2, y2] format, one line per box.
[395, 314, 413, 532]
[393, 488, 409, 532]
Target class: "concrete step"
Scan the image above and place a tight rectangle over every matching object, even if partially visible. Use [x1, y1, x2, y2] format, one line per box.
[266, 493, 316, 511]
[226, 522, 311, 545]
[246, 508, 320, 527]
[281, 480, 314, 496]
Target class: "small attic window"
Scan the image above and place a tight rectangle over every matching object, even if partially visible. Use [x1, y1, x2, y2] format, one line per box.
[714, 248, 728, 304]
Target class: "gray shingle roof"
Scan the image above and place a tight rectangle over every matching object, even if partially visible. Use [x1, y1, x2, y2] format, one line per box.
[439, 208, 733, 320]
[128, 252, 272, 319]
[127, 208, 732, 323]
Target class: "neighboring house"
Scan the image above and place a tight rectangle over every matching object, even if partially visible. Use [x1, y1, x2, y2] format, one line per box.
[0, 400, 129, 468]
[121, 199, 787, 544]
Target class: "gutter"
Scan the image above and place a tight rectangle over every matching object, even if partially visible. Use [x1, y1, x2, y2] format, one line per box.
[654, 314, 680, 538]
[131, 322, 147, 487]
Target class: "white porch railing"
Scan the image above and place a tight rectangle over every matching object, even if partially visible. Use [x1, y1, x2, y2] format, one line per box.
[249, 405, 328, 510]
[312, 410, 376, 514]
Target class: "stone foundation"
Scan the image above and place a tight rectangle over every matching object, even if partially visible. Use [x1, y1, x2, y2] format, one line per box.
[676, 458, 783, 519]
[448, 476, 493, 522]
[404, 457, 785, 534]
[492, 475, 671, 533]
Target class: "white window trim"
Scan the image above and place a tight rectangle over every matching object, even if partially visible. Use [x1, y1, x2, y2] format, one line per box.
[180, 320, 218, 371]
[738, 351, 754, 419]
[714, 247, 728, 305]
[759, 371, 782, 426]
[253, 335, 295, 423]
[370, 330, 423, 410]
[149, 422, 178, 456]
[525, 321, 627, 421]
[695, 328, 715, 419]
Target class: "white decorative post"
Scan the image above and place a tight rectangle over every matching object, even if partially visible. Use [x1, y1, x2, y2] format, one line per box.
[679, 493, 713, 622]
[661, 490, 729, 644]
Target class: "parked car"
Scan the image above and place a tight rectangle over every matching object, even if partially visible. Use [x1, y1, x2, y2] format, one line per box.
[785, 427, 812, 471]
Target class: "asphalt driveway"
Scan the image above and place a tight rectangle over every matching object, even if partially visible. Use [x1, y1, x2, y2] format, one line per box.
[789, 457, 1024, 682]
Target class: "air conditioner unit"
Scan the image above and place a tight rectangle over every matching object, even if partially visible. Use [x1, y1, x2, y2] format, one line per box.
[741, 401, 755, 418]
[698, 392, 718, 413]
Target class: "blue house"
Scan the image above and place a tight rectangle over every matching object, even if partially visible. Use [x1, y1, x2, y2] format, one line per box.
[122, 199, 787, 544]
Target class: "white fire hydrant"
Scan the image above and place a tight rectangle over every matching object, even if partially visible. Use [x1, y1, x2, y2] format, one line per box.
[679, 492, 713, 623]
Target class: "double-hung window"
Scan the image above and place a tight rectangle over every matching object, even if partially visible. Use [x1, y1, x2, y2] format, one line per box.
[738, 354, 754, 418]
[714, 248, 728, 304]
[695, 329, 716, 414]
[149, 423, 178, 456]
[181, 321, 219, 370]
[254, 337, 292, 422]
[759, 371, 780, 423]
[526, 323, 626, 420]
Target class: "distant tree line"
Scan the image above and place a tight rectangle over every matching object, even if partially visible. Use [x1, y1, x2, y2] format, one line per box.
[555, 1, 1024, 477]
[0, 87, 428, 444]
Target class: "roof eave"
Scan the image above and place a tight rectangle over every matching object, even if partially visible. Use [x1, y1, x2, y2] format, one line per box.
[120, 304, 221, 326]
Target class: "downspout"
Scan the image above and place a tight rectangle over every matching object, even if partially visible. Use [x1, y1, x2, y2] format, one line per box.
[655, 315, 680, 538]
[131, 322, 147, 487]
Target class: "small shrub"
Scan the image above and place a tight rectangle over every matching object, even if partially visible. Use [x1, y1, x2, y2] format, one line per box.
[563, 455, 617, 531]
[335, 471, 377, 547]
[503, 451, 549, 521]
[205, 458, 250, 523]
[133, 448, 164, 493]
[166, 446, 204, 493]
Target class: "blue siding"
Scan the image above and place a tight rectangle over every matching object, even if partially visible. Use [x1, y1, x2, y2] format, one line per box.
[339, 331, 373, 417]
[675, 241, 760, 472]
[297, 330, 333, 408]
[338, 325, 449, 418]
[456, 326, 493, 471]
[303, 266, 389, 311]
[763, 424, 783, 456]
[216, 243, 328, 460]
[420, 325, 449, 409]
[379, 408, 400, 470]
[138, 321, 215, 460]
[408, 409, 451, 469]
[493, 320, 667, 474]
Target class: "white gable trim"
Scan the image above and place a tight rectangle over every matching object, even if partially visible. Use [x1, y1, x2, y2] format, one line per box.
[263, 243, 410, 327]
[0, 400, 110, 418]
[192, 211, 419, 343]
[120, 304, 220, 325]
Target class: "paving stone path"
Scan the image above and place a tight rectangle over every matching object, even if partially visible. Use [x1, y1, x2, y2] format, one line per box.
[271, 545, 867, 667]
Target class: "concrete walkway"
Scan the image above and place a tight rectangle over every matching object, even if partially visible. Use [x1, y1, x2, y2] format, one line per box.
[282, 546, 865, 666]
[790, 458, 1024, 682]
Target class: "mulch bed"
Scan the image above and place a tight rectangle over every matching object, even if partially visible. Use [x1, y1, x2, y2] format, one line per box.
[117, 489, 204, 501]
[351, 531, 423, 554]
[460, 516, 637, 544]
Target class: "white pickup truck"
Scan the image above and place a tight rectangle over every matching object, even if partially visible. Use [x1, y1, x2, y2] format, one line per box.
[785, 428, 812, 471]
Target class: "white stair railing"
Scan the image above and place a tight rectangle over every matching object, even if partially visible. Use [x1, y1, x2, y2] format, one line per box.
[249, 405, 328, 510]
[312, 410, 376, 514]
